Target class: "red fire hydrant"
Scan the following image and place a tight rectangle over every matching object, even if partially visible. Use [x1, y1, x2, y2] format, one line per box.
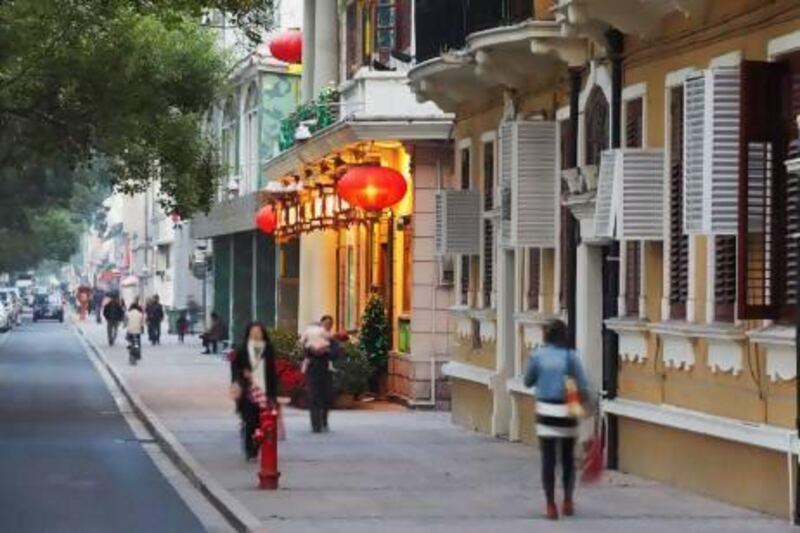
[253, 407, 280, 489]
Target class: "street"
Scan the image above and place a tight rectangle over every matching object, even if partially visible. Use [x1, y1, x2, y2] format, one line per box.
[0, 320, 206, 533]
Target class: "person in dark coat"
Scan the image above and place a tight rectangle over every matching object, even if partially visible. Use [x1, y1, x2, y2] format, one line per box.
[301, 321, 335, 433]
[201, 312, 226, 354]
[145, 295, 165, 345]
[230, 322, 278, 460]
[102, 296, 125, 346]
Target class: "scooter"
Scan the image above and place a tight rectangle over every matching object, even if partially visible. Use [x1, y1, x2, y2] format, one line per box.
[127, 334, 141, 365]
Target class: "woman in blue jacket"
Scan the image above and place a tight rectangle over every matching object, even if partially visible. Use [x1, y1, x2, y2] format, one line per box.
[524, 319, 590, 520]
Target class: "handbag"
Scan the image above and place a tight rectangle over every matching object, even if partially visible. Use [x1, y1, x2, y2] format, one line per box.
[564, 349, 585, 418]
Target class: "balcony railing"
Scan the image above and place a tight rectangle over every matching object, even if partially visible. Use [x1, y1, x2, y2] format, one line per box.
[415, 0, 535, 63]
[278, 86, 340, 152]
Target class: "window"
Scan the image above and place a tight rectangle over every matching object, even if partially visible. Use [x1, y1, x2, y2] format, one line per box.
[624, 241, 640, 316]
[483, 140, 495, 210]
[481, 138, 495, 308]
[559, 119, 571, 311]
[625, 97, 643, 149]
[669, 85, 688, 320]
[243, 84, 259, 192]
[528, 248, 541, 311]
[375, 0, 396, 64]
[402, 225, 412, 313]
[346, 2, 359, 78]
[459, 143, 474, 306]
[584, 86, 609, 166]
[737, 57, 798, 321]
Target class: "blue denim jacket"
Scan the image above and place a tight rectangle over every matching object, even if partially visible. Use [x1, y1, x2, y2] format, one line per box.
[523, 344, 590, 403]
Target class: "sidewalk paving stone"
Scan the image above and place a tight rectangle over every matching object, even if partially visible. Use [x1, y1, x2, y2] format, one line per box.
[77, 321, 795, 533]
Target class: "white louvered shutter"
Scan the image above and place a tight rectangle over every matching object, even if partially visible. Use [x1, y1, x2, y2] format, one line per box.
[704, 66, 740, 234]
[618, 149, 665, 240]
[683, 72, 705, 234]
[683, 67, 741, 235]
[498, 122, 513, 248]
[513, 121, 558, 248]
[434, 190, 481, 255]
[594, 149, 617, 239]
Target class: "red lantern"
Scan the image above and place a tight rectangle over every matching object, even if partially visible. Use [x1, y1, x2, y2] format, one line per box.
[337, 164, 408, 212]
[255, 205, 278, 234]
[269, 29, 302, 64]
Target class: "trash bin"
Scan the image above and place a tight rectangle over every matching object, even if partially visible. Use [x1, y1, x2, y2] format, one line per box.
[166, 308, 181, 335]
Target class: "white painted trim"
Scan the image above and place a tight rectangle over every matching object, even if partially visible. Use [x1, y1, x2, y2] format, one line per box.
[507, 376, 535, 398]
[768, 29, 800, 60]
[622, 82, 646, 102]
[638, 240, 647, 320]
[686, 236, 697, 322]
[442, 361, 495, 387]
[709, 50, 742, 68]
[556, 105, 570, 121]
[480, 130, 497, 144]
[706, 235, 716, 324]
[665, 66, 698, 88]
[603, 398, 797, 454]
[457, 137, 473, 150]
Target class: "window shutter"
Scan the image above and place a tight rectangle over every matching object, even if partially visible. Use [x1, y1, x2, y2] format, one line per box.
[434, 190, 481, 256]
[683, 72, 705, 234]
[460, 255, 470, 305]
[482, 219, 494, 308]
[499, 121, 558, 248]
[737, 61, 786, 319]
[395, 0, 412, 53]
[625, 98, 643, 149]
[483, 141, 495, 211]
[594, 149, 617, 239]
[618, 149, 665, 240]
[585, 86, 610, 167]
[528, 247, 541, 311]
[783, 54, 800, 315]
[669, 86, 688, 320]
[714, 235, 736, 322]
[625, 241, 641, 317]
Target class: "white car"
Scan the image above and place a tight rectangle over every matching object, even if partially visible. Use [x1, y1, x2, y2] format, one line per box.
[0, 288, 21, 326]
[0, 303, 9, 332]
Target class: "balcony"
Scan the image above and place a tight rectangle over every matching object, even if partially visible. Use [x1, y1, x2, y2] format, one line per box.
[415, 0, 539, 64]
[410, 3, 584, 112]
[339, 68, 445, 120]
[278, 87, 341, 153]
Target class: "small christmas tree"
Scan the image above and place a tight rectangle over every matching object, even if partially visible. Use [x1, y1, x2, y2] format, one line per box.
[359, 291, 390, 372]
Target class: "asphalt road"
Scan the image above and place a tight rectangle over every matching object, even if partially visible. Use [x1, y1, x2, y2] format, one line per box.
[0, 319, 205, 533]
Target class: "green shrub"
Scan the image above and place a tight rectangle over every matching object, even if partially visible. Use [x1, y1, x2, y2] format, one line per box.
[333, 342, 372, 397]
[268, 327, 302, 363]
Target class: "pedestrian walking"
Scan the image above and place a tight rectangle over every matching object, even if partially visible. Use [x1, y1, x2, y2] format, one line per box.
[301, 321, 335, 433]
[186, 295, 199, 334]
[523, 319, 590, 521]
[102, 296, 125, 346]
[201, 312, 226, 354]
[145, 295, 164, 346]
[176, 311, 189, 344]
[126, 301, 145, 364]
[229, 322, 277, 460]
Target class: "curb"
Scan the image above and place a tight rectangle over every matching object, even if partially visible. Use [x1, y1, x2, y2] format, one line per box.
[73, 323, 265, 533]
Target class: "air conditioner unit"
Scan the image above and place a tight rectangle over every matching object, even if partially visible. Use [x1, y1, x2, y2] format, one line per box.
[434, 190, 481, 256]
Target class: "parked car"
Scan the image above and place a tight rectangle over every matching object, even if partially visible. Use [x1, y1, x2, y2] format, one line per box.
[0, 288, 22, 325]
[33, 293, 64, 322]
[0, 303, 9, 332]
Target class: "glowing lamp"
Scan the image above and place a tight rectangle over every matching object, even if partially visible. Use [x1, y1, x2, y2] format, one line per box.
[255, 205, 278, 234]
[337, 164, 407, 212]
[269, 29, 302, 64]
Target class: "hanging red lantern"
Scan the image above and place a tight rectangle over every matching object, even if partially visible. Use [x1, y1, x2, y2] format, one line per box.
[255, 205, 278, 234]
[337, 164, 408, 212]
[269, 29, 302, 64]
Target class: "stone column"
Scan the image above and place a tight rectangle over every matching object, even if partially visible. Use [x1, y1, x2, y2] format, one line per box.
[297, 230, 338, 333]
[301, 0, 315, 102]
[312, 0, 339, 96]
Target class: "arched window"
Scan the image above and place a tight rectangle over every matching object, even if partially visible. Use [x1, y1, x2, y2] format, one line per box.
[584, 86, 609, 167]
[221, 97, 238, 180]
[242, 84, 260, 192]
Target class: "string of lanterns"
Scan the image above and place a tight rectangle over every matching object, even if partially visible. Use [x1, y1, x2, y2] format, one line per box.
[254, 162, 407, 240]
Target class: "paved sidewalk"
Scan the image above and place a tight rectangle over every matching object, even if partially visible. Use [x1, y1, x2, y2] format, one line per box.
[77, 321, 793, 533]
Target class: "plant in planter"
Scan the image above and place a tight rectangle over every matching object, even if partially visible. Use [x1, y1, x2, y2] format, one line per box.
[359, 292, 390, 372]
[333, 342, 372, 402]
[269, 327, 302, 363]
[275, 358, 306, 407]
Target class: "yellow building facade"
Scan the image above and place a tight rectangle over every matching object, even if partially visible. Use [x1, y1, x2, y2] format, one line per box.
[412, 0, 800, 517]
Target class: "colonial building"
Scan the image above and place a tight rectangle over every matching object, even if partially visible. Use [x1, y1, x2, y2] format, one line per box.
[261, 0, 454, 406]
[412, 0, 800, 518]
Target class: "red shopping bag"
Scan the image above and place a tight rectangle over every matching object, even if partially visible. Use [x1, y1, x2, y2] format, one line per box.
[581, 416, 605, 484]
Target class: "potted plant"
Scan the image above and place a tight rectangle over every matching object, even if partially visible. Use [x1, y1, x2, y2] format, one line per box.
[358, 292, 390, 395]
[275, 358, 307, 408]
[333, 342, 372, 408]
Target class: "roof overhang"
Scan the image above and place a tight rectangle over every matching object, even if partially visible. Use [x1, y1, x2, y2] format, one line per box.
[261, 116, 453, 182]
[409, 20, 587, 112]
[190, 190, 276, 240]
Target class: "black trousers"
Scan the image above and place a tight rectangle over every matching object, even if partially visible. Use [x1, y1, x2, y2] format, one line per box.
[306, 368, 332, 432]
[239, 397, 261, 460]
[539, 437, 576, 505]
